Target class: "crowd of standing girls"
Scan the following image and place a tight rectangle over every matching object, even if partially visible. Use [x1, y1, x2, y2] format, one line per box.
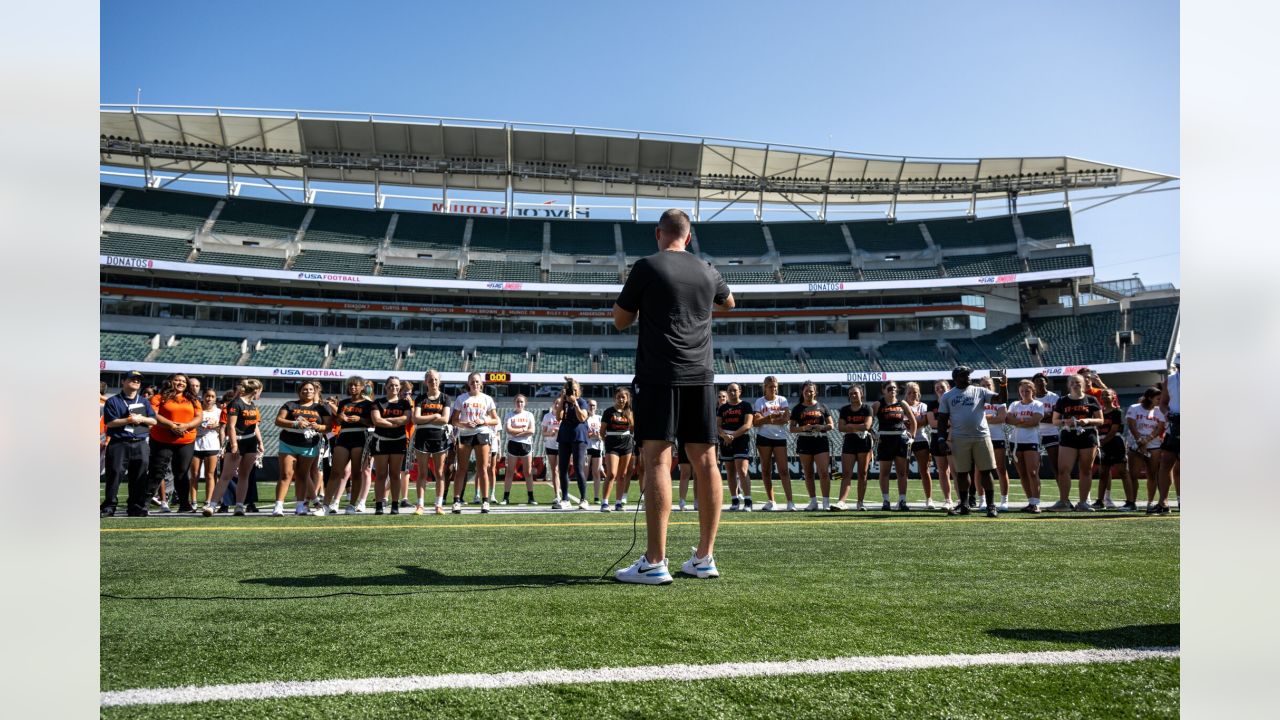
[101, 362, 1181, 518]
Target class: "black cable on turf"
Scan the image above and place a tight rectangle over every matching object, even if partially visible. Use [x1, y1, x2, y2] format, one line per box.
[599, 491, 643, 580]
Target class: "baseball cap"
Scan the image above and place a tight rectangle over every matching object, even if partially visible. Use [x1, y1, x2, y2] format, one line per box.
[950, 365, 972, 381]
[124, 370, 144, 380]
[1032, 372, 1048, 381]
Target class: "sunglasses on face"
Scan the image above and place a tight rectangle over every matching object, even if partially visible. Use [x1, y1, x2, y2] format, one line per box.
[884, 386, 898, 392]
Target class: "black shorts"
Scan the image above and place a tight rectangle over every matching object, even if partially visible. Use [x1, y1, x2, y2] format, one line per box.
[193, 448, 220, 459]
[507, 440, 532, 457]
[930, 436, 950, 457]
[545, 445, 559, 456]
[371, 436, 408, 456]
[334, 431, 367, 450]
[1059, 429, 1099, 450]
[755, 435, 787, 449]
[632, 382, 717, 445]
[677, 441, 690, 465]
[1163, 414, 1180, 455]
[795, 434, 830, 456]
[911, 440, 930, 454]
[991, 440, 1006, 450]
[1014, 442, 1040, 454]
[724, 435, 751, 460]
[841, 433, 873, 455]
[1039, 434, 1060, 449]
[1100, 436, 1126, 465]
[587, 447, 601, 458]
[231, 436, 260, 455]
[604, 435, 635, 456]
[414, 431, 449, 455]
[877, 434, 910, 461]
[456, 433, 490, 448]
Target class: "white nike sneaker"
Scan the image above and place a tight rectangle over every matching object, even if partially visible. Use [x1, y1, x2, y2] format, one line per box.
[271, 503, 285, 517]
[786, 501, 797, 511]
[615, 555, 674, 585]
[677, 499, 686, 512]
[680, 548, 720, 579]
[804, 499, 819, 511]
[294, 501, 307, 516]
[761, 501, 775, 512]
[830, 501, 848, 511]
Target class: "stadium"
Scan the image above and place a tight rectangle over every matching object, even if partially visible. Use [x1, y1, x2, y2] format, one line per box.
[99, 105, 1181, 717]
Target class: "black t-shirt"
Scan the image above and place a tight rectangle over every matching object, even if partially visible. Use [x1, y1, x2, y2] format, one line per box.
[279, 401, 332, 447]
[1100, 407, 1123, 438]
[372, 396, 414, 439]
[602, 406, 633, 434]
[790, 402, 831, 433]
[414, 392, 451, 440]
[875, 400, 909, 433]
[226, 397, 260, 436]
[930, 402, 950, 435]
[839, 404, 873, 437]
[718, 400, 753, 432]
[1053, 395, 1101, 429]
[336, 397, 373, 432]
[615, 250, 731, 386]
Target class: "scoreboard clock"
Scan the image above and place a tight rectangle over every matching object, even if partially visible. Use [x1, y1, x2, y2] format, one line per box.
[484, 372, 511, 383]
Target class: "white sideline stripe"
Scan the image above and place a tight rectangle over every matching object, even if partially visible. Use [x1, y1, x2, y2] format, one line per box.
[101, 646, 1178, 708]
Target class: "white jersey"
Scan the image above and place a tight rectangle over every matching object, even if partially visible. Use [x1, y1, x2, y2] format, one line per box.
[452, 393, 496, 438]
[1036, 391, 1059, 437]
[541, 412, 561, 450]
[1167, 372, 1180, 414]
[1125, 404, 1166, 450]
[753, 395, 790, 441]
[505, 410, 535, 447]
[908, 401, 930, 442]
[1006, 400, 1048, 444]
[984, 400, 1008, 441]
[194, 407, 222, 452]
[586, 413, 602, 450]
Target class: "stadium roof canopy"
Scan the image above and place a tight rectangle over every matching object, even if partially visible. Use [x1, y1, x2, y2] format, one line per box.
[101, 105, 1177, 215]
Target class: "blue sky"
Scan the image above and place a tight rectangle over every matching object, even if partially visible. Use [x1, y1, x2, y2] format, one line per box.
[101, 0, 1179, 285]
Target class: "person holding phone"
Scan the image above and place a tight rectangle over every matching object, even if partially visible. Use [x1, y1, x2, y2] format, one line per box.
[555, 377, 591, 510]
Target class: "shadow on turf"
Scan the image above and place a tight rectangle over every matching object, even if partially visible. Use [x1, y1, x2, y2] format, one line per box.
[987, 623, 1179, 648]
[241, 565, 597, 592]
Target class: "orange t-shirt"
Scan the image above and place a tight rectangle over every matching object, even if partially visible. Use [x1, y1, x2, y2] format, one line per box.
[150, 394, 200, 444]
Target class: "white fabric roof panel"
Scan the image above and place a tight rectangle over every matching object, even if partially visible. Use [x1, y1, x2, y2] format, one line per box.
[101, 107, 1176, 204]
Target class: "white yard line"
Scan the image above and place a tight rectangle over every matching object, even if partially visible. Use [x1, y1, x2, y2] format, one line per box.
[101, 646, 1178, 708]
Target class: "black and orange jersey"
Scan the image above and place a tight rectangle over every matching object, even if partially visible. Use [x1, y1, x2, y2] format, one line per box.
[602, 406, 634, 434]
[1100, 407, 1123, 437]
[718, 400, 753, 432]
[372, 396, 414, 439]
[839, 403, 873, 434]
[875, 400, 909, 433]
[790, 402, 831, 431]
[279, 401, 332, 447]
[1053, 394, 1101, 424]
[226, 397, 260, 437]
[413, 392, 451, 440]
[336, 397, 373, 432]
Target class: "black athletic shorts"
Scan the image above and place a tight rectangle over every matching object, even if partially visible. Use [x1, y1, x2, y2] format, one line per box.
[414, 431, 449, 454]
[604, 435, 635, 456]
[992, 439, 1006, 450]
[507, 440, 532, 457]
[877, 434, 910, 462]
[587, 447, 601, 458]
[795, 434, 830, 456]
[841, 433, 873, 455]
[1163, 414, 1180, 455]
[1058, 429, 1099, 450]
[193, 448, 220, 459]
[722, 435, 751, 459]
[334, 431, 367, 450]
[929, 436, 950, 457]
[371, 436, 408, 456]
[911, 439, 930, 454]
[755, 435, 787, 449]
[1014, 442, 1040, 454]
[231, 436, 261, 455]
[632, 382, 717, 445]
[456, 433, 490, 448]
[545, 445, 559, 457]
[1039, 434, 1060, 449]
[1099, 436, 1126, 465]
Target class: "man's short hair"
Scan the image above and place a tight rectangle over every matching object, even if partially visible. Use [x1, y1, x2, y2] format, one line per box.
[657, 208, 691, 242]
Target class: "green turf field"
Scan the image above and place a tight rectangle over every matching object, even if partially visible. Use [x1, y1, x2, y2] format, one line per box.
[100, 502, 1179, 718]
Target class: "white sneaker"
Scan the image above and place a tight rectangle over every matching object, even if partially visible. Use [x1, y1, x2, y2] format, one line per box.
[578, 500, 590, 510]
[998, 501, 1009, 511]
[498, 498, 509, 506]
[481, 501, 490, 514]
[271, 503, 285, 517]
[942, 501, 954, 511]
[615, 556, 674, 585]
[355, 503, 367, 514]
[924, 499, 935, 510]
[821, 498, 831, 511]
[786, 501, 797, 511]
[451, 501, 462, 514]
[830, 501, 848, 511]
[309, 504, 325, 516]
[294, 501, 307, 516]
[761, 501, 775, 512]
[1104, 498, 1118, 509]
[158, 502, 172, 513]
[327, 503, 340, 515]
[551, 499, 563, 510]
[601, 502, 611, 513]
[344, 504, 357, 515]
[677, 499, 686, 512]
[233, 503, 246, 516]
[680, 548, 720, 579]
[804, 499, 819, 511]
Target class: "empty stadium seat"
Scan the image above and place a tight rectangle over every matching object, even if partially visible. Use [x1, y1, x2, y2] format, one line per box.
[250, 340, 325, 368]
[732, 348, 795, 375]
[472, 347, 530, 373]
[401, 345, 466, 373]
[767, 222, 849, 256]
[469, 217, 545, 253]
[693, 223, 768, 257]
[152, 336, 243, 365]
[547, 269, 618, 284]
[330, 344, 396, 370]
[536, 347, 592, 374]
[211, 198, 308, 240]
[927, 214, 1017, 249]
[780, 263, 861, 283]
[952, 324, 1035, 369]
[619, 222, 659, 256]
[719, 267, 777, 284]
[100, 232, 192, 262]
[942, 252, 1023, 277]
[303, 206, 389, 247]
[847, 220, 928, 253]
[804, 347, 876, 373]
[1015, 208, 1074, 243]
[1026, 254, 1091, 272]
[1029, 309, 1122, 366]
[106, 189, 216, 232]
[380, 263, 460, 279]
[598, 348, 635, 374]
[292, 249, 377, 275]
[1127, 301, 1178, 361]
[465, 259, 540, 282]
[877, 340, 949, 372]
[860, 266, 940, 281]
[194, 250, 286, 269]
[550, 221, 617, 255]
[391, 212, 468, 250]
[100, 331, 154, 361]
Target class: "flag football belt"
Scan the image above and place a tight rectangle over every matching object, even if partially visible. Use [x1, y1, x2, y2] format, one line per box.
[605, 431, 632, 436]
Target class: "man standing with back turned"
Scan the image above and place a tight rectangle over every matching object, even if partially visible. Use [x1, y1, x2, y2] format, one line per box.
[612, 209, 735, 584]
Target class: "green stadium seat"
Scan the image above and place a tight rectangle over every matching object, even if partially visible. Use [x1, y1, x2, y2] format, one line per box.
[254, 400, 285, 457]
[719, 267, 778, 284]
[942, 253, 1023, 277]
[860, 266, 940, 281]
[330, 344, 397, 370]
[391, 212, 468, 251]
[550, 220, 617, 255]
[804, 347, 876, 373]
[598, 348, 635, 374]
[303, 206, 389, 247]
[1015, 208, 1074, 243]
[211, 198, 308, 241]
[251, 340, 325, 368]
[693, 222, 767, 257]
[1127, 301, 1179, 361]
[100, 331, 154, 362]
[927, 214, 1017, 249]
[768, 222, 849, 256]
[106, 189, 216, 232]
[547, 269, 618, 284]
[536, 347, 592, 374]
[469, 217, 545, 253]
[465, 259, 540, 282]
[401, 345, 466, 373]
[380, 263, 459, 279]
[732, 348, 795, 375]
[877, 340, 950, 372]
[780, 263, 861, 283]
[1029, 309, 1122, 366]
[195, 250, 286, 269]
[847, 220, 928, 253]
[152, 336, 243, 365]
[1026, 254, 1091, 272]
[952, 324, 1035, 369]
[714, 351, 730, 374]
[619, 222, 659, 256]
[472, 347, 530, 373]
[292, 249, 377, 275]
[100, 232, 192, 262]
